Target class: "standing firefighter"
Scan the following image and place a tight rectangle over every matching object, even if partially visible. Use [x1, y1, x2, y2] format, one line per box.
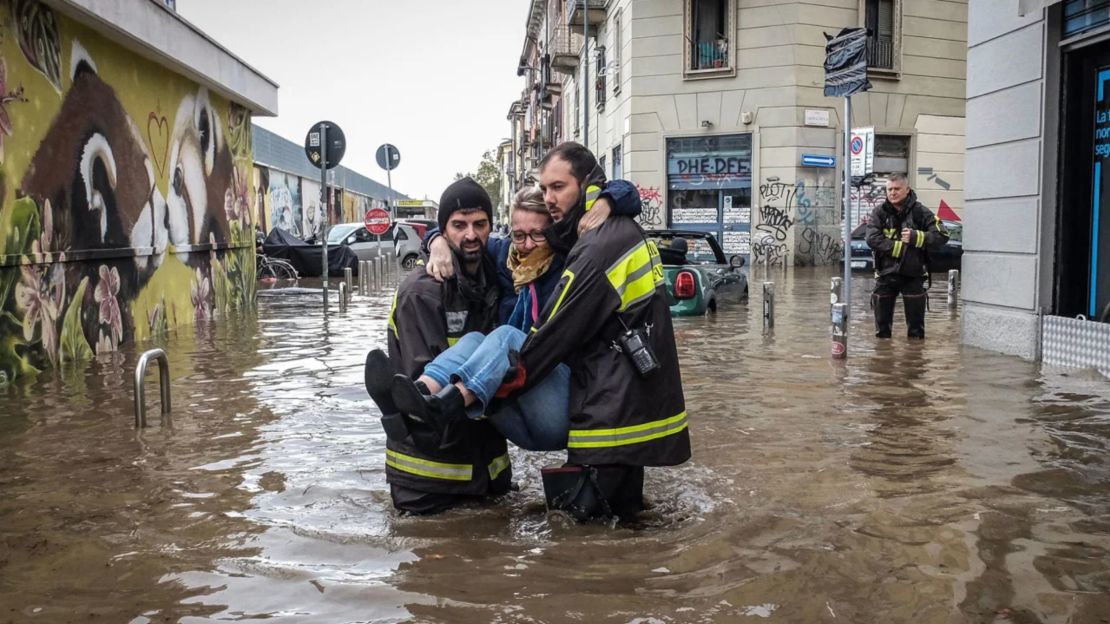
[372, 177, 510, 514]
[499, 142, 691, 520]
[865, 172, 949, 339]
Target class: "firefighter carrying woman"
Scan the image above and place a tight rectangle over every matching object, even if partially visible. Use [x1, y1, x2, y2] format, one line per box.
[364, 142, 690, 520]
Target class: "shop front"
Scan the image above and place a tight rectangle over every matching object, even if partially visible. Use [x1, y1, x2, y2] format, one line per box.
[664, 134, 753, 262]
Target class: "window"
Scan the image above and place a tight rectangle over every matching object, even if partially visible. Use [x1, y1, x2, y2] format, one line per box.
[861, 0, 901, 74]
[595, 45, 607, 110]
[599, 155, 607, 178]
[613, 9, 622, 94]
[873, 134, 910, 175]
[1064, 0, 1110, 37]
[612, 145, 622, 180]
[686, 0, 733, 74]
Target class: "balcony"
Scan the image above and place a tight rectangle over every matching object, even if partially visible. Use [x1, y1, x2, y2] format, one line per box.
[540, 82, 563, 110]
[566, 0, 606, 35]
[549, 24, 582, 75]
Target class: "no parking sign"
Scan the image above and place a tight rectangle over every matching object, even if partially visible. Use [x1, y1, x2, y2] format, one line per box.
[849, 127, 874, 177]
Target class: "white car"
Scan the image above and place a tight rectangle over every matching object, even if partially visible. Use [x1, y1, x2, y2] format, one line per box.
[327, 222, 422, 269]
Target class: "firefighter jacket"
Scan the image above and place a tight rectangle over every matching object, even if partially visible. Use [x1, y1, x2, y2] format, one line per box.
[384, 252, 511, 496]
[864, 190, 949, 278]
[516, 213, 691, 468]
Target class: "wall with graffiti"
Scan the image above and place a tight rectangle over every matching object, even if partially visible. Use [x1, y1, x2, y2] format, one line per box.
[0, 1, 255, 382]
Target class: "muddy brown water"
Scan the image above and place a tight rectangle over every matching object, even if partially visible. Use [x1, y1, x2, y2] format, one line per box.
[2, 268, 1109, 623]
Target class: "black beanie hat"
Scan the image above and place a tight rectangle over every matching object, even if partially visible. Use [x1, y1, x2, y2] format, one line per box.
[438, 178, 493, 231]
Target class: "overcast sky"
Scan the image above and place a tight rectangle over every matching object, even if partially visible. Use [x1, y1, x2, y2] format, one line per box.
[177, 0, 528, 201]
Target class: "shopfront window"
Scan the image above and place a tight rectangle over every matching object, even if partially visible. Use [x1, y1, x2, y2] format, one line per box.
[1065, 0, 1110, 37]
[665, 134, 752, 258]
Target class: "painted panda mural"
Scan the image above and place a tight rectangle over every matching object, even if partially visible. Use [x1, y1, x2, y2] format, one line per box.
[166, 86, 232, 259]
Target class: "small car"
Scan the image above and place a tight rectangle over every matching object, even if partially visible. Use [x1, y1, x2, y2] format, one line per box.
[327, 222, 423, 269]
[645, 229, 748, 316]
[848, 219, 963, 273]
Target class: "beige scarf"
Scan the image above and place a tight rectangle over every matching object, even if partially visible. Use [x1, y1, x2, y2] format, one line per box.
[507, 245, 555, 292]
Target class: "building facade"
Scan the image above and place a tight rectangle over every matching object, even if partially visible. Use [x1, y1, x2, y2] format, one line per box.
[963, 0, 1110, 369]
[251, 125, 407, 239]
[0, 0, 277, 382]
[508, 0, 967, 267]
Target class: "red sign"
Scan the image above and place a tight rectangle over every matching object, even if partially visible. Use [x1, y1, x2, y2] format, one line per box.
[364, 208, 392, 235]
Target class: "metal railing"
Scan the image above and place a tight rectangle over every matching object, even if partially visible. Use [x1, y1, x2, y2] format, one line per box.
[134, 348, 170, 428]
[867, 35, 894, 70]
[689, 37, 729, 71]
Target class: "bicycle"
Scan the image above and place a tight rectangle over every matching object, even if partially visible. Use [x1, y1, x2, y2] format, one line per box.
[256, 254, 299, 280]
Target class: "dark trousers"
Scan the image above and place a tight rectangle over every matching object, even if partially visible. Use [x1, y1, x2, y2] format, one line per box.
[872, 273, 927, 338]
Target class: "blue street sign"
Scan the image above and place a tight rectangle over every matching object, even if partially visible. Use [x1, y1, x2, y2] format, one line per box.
[801, 154, 836, 168]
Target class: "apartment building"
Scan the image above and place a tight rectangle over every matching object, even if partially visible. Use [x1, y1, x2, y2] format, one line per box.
[507, 0, 967, 266]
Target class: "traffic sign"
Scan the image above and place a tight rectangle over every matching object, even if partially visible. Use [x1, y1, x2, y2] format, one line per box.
[376, 143, 401, 171]
[849, 127, 874, 177]
[801, 154, 836, 168]
[305, 121, 346, 170]
[364, 207, 392, 236]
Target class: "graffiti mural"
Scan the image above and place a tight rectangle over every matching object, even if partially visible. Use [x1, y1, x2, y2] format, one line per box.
[634, 183, 664, 228]
[268, 171, 301, 239]
[0, 1, 255, 381]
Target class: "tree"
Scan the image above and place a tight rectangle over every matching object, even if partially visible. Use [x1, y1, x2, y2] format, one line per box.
[454, 149, 502, 211]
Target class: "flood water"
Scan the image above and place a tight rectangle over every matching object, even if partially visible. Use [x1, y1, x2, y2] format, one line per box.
[2, 267, 1109, 623]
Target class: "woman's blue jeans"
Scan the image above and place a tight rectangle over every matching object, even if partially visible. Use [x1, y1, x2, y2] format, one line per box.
[423, 325, 569, 451]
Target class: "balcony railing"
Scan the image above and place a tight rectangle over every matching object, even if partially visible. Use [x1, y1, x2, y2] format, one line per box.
[867, 35, 894, 70]
[689, 37, 729, 71]
[566, 0, 606, 35]
[549, 24, 582, 74]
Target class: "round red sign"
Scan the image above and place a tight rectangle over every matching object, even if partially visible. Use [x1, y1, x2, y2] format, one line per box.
[364, 208, 392, 235]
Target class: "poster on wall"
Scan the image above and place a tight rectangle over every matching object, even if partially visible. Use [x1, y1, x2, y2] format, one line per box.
[269, 171, 303, 238]
[301, 179, 322, 239]
[723, 231, 751, 255]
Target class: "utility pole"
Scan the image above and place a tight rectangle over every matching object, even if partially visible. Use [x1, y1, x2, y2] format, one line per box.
[583, 1, 589, 149]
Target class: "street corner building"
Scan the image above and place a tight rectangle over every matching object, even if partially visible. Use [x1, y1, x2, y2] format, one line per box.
[964, 0, 1110, 374]
[502, 0, 967, 268]
[0, 0, 277, 382]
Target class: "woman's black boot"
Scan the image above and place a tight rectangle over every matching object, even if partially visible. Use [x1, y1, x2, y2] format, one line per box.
[392, 375, 467, 446]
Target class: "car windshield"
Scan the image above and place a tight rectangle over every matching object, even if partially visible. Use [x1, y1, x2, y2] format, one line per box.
[648, 233, 725, 265]
[326, 224, 357, 244]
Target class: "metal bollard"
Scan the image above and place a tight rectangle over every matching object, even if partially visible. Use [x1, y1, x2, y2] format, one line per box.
[831, 302, 848, 359]
[947, 269, 959, 309]
[338, 282, 348, 310]
[831, 276, 843, 311]
[343, 267, 353, 298]
[762, 282, 775, 331]
[375, 257, 383, 290]
[134, 348, 170, 428]
[360, 260, 368, 294]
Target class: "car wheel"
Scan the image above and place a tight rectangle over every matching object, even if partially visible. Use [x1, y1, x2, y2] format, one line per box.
[401, 254, 418, 270]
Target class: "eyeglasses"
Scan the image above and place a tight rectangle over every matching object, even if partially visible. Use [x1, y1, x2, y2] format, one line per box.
[510, 230, 547, 243]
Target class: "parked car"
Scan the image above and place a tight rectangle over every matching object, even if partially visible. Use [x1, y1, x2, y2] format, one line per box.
[645, 229, 748, 316]
[848, 219, 963, 273]
[327, 222, 422, 269]
[396, 218, 436, 241]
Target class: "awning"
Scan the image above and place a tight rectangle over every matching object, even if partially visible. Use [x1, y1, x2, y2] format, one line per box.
[1019, 0, 1063, 16]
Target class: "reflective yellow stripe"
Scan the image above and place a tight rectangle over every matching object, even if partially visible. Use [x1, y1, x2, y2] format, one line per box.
[606, 241, 663, 312]
[583, 185, 601, 212]
[545, 269, 576, 322]
[487, 453, 510, 480]
[568, 411, 689, 449]
[892, 241, 903, 258]
[883, 228, 897, 240]
[447, 336, 460, 346]
[386, 449, 472, 481]
[916, 230, 924, 247]
[388, 291, 399, 337]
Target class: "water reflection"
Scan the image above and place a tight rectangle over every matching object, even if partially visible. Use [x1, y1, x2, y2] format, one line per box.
[1, 269, 1108, 622]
